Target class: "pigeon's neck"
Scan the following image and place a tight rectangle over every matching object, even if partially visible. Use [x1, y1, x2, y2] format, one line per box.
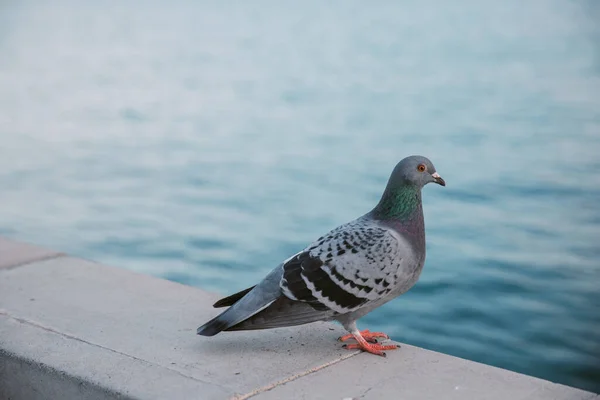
[370, 185, 423, 222]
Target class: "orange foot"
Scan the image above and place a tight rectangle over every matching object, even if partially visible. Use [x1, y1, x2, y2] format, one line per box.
[342, 341, 399, 357]
[338, 329, 389, 344]
[339, 329, 399, 357]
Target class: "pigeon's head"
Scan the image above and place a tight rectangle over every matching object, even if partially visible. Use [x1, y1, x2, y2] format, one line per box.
[390, 155, 445, 189]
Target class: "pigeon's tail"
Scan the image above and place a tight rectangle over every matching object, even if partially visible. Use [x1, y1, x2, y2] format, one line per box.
[224, 295, 332, 331]
[196, 294, 279, 336]
[196, 267, 283, 336]
[212, 285, 256, 308]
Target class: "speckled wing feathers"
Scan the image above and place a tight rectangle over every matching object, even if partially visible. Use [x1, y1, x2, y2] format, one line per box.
[280, 219, 405, 315]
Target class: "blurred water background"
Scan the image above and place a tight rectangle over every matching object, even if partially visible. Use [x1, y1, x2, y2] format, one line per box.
[1, 0, 599, 393]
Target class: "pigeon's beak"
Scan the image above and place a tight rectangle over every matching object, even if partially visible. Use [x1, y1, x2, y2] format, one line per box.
[432, 172, 446, 186]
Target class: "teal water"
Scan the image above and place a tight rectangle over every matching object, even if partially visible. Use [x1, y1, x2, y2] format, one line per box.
[1, 0, 599, 393]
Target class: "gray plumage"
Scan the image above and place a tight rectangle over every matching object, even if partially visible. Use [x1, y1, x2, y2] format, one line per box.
[197, 155, 445, 340]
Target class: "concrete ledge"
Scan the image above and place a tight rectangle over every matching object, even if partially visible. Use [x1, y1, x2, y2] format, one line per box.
[0, 237, 597, 400]
[0, 237, 64, 270]
[1, 347, 130, 400]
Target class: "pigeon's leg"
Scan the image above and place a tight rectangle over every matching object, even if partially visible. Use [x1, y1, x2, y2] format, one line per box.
[338, 329, 389, 344]
[339, 322, 398, 357]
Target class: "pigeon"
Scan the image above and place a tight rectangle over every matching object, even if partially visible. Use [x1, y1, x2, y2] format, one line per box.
[197, 155, 445, 356]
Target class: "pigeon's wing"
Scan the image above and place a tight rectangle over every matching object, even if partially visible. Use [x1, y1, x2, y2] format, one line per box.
[222, 252, 336, 332]
[280, 220, 404, 315]
[198, 220, 405, 335]
[230, 220, 405, 331]
[198, 252, 337, 334]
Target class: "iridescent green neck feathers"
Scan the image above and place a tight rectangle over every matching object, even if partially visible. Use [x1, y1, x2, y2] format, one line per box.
[371, 185, 422, 220]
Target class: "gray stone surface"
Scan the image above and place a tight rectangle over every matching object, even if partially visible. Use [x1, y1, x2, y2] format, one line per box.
[1, 346, 135, 400]
[0, 236, 64, 269]
[0, 237, 596, 400]
[0, 316, 227, 400]
[253, 343, 597, 400]
[0, 254, 356, 400]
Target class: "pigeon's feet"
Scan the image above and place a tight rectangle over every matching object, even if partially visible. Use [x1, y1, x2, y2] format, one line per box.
[338, 329, 389, 344]
[342, 341, 399, 357]
[340, 330, 398, 357]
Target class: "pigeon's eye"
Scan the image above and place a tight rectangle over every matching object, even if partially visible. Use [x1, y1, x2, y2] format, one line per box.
[417, 164, 426, 172]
